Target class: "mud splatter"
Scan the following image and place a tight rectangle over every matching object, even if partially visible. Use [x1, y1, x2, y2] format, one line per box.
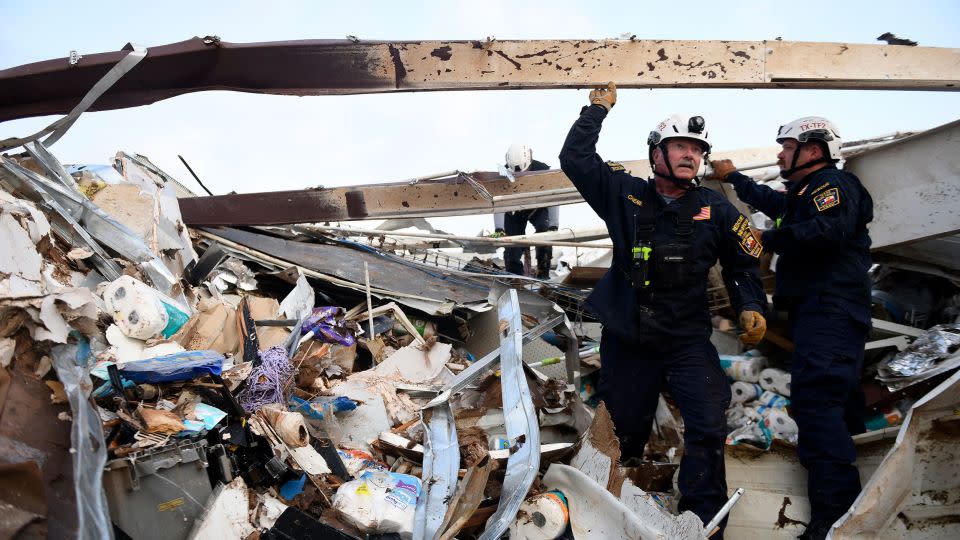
[776, 497, 808, 529]
[388, 45, 407, 88]
[493, 50, 521, 70]
[430, 46, 453, 61]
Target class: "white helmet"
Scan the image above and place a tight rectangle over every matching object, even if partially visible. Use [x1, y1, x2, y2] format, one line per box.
[505, 143, 532, 172]
[776, 116, 842, 161]
[647, 114, 711, 153]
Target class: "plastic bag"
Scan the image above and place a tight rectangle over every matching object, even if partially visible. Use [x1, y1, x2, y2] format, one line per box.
[332, 470, 421, 538]
[119, 349, 223, 383]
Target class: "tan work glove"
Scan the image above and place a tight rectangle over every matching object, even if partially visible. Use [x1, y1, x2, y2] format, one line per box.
[589, 81, 617, 111]
[706, 159, 737, 181]
[739, 310, 766, 348]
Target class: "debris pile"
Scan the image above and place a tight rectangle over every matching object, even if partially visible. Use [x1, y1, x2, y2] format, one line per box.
[2, 145, 715, 540]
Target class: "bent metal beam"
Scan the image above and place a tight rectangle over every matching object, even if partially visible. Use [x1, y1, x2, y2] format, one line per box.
[177, 146, 784, 226]
[2, 37, 959, 122]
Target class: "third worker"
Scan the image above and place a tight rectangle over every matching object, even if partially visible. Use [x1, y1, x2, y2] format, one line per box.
[494, 143, 559, 278]
[709, 117, 874, 540]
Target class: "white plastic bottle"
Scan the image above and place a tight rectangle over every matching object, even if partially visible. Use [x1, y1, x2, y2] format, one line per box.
[103, 275, 187, 340]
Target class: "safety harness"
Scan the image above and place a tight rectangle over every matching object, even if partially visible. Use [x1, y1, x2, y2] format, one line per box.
[629, 187, 701, 292]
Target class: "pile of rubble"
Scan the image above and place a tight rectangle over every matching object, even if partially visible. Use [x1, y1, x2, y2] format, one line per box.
[2, 139, 959, 540]
[0, 146, 706, 540]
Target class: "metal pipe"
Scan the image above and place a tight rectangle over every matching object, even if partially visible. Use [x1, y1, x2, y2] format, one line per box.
[491, 187, 579, 203]
[704, 487, 745, 535]
[306, 224, 613, 249]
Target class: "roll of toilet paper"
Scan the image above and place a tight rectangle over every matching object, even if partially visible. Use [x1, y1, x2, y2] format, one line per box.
[758, 390, 790, 409]
[730, 382, 763, 404]
[719, 355, 768, 383]
[759, 368, 792, 397]
[763, 408, 799, 444]
[509, 491, 569, 540]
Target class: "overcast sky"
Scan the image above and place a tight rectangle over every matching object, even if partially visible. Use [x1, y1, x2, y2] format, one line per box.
[2, 0, 959, 234]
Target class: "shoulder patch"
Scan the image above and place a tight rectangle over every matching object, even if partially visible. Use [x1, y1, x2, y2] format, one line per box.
[606, 160, 626, 172]
[626, 194, 643, 207]
[731, 215, 763, 257]
[813, 187, 841, 212]
[692, 206, 711, 220]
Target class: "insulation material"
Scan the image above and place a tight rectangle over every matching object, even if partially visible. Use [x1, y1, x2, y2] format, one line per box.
[569, 402, 624, 496]
[279, 273, 315, 320]
[374, 341, 452, 384]
[332, 375, 395, 453]
[114, 153, 198, 273]
[187, 477, 257, 540]
[288, 444, 332, 475]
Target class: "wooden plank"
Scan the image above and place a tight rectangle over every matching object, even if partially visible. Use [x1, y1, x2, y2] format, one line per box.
[765, 41, 960, 89]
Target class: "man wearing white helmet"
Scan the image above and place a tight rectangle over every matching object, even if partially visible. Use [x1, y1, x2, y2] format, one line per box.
[493, 144, 559, 278]
[559, 82, 767, 539]
[709, 117, 874, 540]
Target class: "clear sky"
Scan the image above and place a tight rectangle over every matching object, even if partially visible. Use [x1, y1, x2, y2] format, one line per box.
[2, 0, 959, 234]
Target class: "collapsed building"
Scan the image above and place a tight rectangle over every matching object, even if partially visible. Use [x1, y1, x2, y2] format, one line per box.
[0, 36, 959, 540]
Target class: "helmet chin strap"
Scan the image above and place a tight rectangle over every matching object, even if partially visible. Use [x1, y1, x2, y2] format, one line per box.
[780, 142, 832, 178]
[649, 143, 701, 190]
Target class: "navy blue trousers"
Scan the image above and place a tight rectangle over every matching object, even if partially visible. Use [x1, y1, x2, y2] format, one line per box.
[790, 295, 869, 526]
[598, 330, 731, 536]
[503, 208, 554, 276]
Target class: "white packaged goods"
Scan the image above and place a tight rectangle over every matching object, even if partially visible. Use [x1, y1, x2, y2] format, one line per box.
[718, 355, 767, 383]
[759, 367, 792, 397]
[332, 470, 421, 538]
[730, 381, 763, 404]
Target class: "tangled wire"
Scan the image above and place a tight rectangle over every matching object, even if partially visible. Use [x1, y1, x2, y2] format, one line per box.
[237, 346, 297, 413]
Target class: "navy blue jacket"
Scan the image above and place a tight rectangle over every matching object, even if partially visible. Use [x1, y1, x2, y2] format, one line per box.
[560, 105, 766, 344]
[727, 167, 873, 312]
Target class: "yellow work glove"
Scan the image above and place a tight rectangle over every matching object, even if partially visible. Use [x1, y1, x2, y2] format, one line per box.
[589, 81, 617, 111]
[739, 310, 766, 348]
[706, 159, 738, 182]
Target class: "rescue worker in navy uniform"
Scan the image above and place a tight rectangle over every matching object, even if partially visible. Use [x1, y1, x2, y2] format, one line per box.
[494, 144, 559, 278]
[709, 117, 873, 540]
[559, 82, 767, 538]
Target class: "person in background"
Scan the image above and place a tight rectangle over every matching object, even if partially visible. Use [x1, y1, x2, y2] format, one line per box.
[493, 144, 558, 278]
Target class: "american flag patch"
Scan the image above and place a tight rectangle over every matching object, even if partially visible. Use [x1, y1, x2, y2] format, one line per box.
[692, 206, 711, 220]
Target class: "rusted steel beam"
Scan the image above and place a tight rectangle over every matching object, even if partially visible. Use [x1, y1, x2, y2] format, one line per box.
[179, 169, 584, 225]
[178, 146, 781, 226]
[3, 37, 959, 122]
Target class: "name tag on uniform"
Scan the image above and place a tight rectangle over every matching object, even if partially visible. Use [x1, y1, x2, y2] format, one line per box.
[606, 160, 626, 172]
